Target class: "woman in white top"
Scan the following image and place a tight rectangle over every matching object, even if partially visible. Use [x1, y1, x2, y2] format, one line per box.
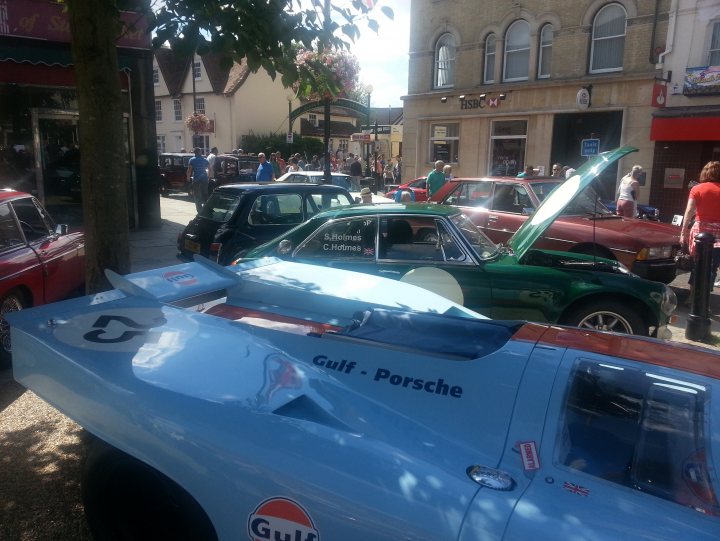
[616, 165, 642, 217]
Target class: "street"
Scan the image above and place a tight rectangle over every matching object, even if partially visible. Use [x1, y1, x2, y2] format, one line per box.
[1, 193, 718, 540]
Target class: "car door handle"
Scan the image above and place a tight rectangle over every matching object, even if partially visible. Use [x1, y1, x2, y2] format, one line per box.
[467, 465, 515, 491]
[378, 270, 401, 275]
[487, 215, 499, 222]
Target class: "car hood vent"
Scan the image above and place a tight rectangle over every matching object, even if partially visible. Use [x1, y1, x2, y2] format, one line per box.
[273, 394, 356, 433]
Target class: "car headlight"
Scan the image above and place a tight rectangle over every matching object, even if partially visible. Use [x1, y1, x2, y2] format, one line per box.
[636, 246, 674, 260]
[661, 285, 677, 316]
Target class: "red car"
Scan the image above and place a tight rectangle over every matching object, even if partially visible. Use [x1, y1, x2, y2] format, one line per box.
[431, 176, 681, 283]
[159, 152, 194, 195]
[0, 190, 85, 364]
[385, 177, 428, 201]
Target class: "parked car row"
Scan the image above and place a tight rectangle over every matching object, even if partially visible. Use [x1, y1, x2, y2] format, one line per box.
[159, 152, 259, 195]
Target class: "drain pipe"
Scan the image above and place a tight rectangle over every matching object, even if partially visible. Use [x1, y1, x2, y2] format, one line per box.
[656, 0, 678, 68]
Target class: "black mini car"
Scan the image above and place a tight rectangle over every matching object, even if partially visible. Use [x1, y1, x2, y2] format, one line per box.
[177, 183, 355, 265]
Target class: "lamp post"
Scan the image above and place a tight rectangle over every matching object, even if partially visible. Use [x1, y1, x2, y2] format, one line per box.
[365, 85, 373, 177]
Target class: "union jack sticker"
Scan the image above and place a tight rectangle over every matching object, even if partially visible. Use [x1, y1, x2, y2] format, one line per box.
[562, 481, 590, 496]
[518, 441, 540, 471]
[363, 247, 375, 256]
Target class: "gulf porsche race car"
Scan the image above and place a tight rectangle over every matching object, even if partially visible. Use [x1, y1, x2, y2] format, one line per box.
[8, 257, 720, 541]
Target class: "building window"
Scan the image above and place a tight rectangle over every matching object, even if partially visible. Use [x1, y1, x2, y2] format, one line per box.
[434, 33, 456, 89]
[157, 135, 166, 153]
[484, 34, 496, 84]
[153, 67, 159, 85]
[155, 100, 162, 122]
[538, 24, 553, 79]
[192, 134, 209, 154]
[489, 120, 527, 176]
[338, 139, 349, 152]
[173, 99, 182, 122]
[590, 3, 626, 73]
[709, 22, 720, 65]
[429, 123, 459, 164]
[194, 97, 205, 115]
[503, 20, 530, 82]
[193, 60, 202, 80]
[308, 113, 318, 127]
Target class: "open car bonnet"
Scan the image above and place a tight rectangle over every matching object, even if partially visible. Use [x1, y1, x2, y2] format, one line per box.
[508, 146, 638, 259]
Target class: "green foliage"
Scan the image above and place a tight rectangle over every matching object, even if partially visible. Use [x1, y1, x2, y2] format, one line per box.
[242, 132, 323, 160]
[153, 0, 393, 90]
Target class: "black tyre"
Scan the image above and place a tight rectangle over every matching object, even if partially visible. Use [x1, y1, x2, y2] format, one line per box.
[562, 300, 647, 336]
[82, 438, 217, 541]
[0, 290, 26, 366]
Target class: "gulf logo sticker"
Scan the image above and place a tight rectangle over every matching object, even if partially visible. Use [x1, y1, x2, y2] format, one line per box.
[163, 270, 197, 286]
[248, 497, 319, 541]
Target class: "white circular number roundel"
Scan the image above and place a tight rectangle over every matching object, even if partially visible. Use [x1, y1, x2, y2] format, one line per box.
[53, 308, 170, 353]
[400, 267, 464, 305]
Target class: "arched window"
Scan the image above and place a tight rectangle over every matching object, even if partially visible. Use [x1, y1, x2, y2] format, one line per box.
[484, 34, 496, 84]
[590, 4, 626, 73]
[538, 24, 553, 79]
[709, 21, 720, 65]
[503, 20, 530, 82]
[434, 33, 456, 88]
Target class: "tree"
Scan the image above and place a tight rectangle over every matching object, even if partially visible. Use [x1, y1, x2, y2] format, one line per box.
[66, 0, 391, 292]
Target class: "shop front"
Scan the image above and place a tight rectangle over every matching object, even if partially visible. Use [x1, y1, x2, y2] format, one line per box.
[0, 0, 160, 229]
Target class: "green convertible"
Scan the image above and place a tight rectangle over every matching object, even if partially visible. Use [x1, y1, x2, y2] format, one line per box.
[237, 147, 676, 337]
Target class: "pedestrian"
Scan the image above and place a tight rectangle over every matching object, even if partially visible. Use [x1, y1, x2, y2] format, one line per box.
[270, 152, 281, 178]
[359, 187, 373, 204]
[350, 155, 363, 188]
[207, 146, 218, 184]
[616, 164, 643, 217]
[517, 164, 535, 178]
[256, 152, 275, 182]
[551, 163, 563, 177]
[564, 167, 576, 180]
[394, 155, 402, 184]
[287, 157, 301, 172]
[383, 162, 395, 187]
[394, 187, 415, 202]
[275, 152, 286, 174]
[295, 153, 306, 170]
[186, 147, 209, 213]
[426, 160, 446, 199]
[679, 160, 720, 286]
[310, 154, 321, 171]
[443, 164, 453, 181]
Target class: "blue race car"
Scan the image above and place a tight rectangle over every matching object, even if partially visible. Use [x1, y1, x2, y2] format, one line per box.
[8, 257, 720, 540]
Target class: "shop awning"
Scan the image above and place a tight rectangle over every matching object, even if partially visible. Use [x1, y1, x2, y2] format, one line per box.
[650, 105, 720, 141]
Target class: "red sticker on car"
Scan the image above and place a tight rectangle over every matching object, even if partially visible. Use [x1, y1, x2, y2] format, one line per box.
[519, 441, 540, 471]
[163, 270, 197, 286]
[248, 497, 319, 541]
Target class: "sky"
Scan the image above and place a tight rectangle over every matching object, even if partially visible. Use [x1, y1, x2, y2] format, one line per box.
[348, 0, 410, 108]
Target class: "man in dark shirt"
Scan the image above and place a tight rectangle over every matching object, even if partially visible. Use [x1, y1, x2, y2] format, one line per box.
[187, 147, 209, 213]
[350, 156, 363, 188]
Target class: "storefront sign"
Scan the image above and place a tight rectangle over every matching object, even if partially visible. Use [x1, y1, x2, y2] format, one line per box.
[651, 83, 666, 107]
[684, 66, 720, 96]
[580, 138, 600, 156]
[360, 125, 391, 135]
[351, 133, 371, 142]
[0, 0, 151, 49]
[663, 168, 685, 189]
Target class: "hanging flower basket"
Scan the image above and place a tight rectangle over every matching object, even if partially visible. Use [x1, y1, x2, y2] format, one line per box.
[185, 113, 210, 133]
[293, 48, 360, 101]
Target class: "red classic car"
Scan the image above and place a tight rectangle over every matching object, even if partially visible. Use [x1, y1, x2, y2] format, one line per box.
[0, 190, 85, 364]
[385, 177, 429, 201]
[430, 176, 681, 283]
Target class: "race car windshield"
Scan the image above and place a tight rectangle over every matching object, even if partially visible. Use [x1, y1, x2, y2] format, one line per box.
[451, 213, 499, 258]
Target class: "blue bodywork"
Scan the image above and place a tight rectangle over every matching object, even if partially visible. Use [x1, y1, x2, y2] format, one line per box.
[7, 257, 720, 540]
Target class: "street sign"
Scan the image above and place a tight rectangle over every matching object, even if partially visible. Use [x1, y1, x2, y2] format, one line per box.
[581, 138, 600, 156]
[286, 132, 294, 144]
[351, 133, 371, 142]
[360, 125, 391, 135]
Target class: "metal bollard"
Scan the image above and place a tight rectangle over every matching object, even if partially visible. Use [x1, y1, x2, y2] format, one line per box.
[686, 232, 715, 341]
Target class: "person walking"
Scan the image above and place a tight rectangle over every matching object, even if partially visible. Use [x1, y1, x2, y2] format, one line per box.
[207, 146, 218, 186]
[616, 164, 643, 217]
[187, 147, 210, 213]
[426, 160, 446, 199]
[551, 163, 563, 177]
[256, 152, 275, 182]
[679, 161, 720, 286]
[270, 152, 281, 178]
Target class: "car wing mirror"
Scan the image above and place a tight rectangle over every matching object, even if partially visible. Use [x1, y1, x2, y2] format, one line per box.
[55, 224, 68, 236]
[521, 207, 534, 216]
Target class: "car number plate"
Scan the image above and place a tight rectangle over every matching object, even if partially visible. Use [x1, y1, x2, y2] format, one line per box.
[184, 239, 200, 253]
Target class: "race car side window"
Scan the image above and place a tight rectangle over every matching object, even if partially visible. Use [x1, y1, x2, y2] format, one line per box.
[296, 217, 377, 259]
[0, 203, 24, 249]
[558, 359, 719, 516]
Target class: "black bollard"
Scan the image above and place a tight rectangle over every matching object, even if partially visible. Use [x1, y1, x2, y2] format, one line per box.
[686, 232, 715, 341]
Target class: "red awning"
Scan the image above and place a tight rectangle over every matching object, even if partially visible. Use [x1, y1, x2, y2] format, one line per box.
[650, 116, 720, 141]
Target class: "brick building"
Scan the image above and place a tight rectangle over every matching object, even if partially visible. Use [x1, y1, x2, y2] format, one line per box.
[403, 0, 720, 216]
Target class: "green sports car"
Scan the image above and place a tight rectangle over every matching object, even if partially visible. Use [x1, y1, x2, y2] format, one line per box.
[238, 147, 676, 337]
